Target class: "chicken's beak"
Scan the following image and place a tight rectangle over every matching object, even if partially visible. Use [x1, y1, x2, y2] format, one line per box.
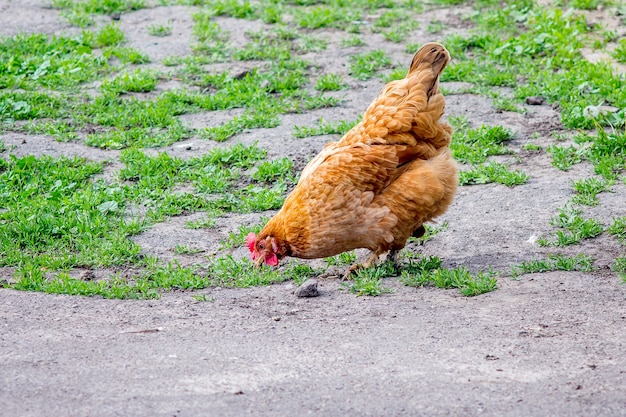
[254, 255, 265, 269]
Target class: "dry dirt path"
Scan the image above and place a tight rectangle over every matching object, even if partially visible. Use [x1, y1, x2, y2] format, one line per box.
[2, 273, 626, 417]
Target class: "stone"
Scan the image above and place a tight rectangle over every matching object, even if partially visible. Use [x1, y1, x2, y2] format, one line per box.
[294, 279, 319, 298]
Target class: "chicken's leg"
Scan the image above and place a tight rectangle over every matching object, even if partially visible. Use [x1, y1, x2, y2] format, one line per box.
[342, 251, 380, 281]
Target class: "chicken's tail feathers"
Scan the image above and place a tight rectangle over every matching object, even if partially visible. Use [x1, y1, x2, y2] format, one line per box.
[407, 43, 450, 97]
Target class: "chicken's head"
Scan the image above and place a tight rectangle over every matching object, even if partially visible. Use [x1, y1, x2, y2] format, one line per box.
[246, 233, 279, 267]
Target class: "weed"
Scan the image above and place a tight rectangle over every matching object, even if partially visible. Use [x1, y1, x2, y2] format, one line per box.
[192, 293, 215, 302]
[209, 255, 313, 287]
[510, 253, 595, 277]
[349, 50, 393, 80]
[324, 251, 357, 267]
[292, 118, 359, 138]
[315, 74, 347, 91]
[100, 69, 159, 95]
[547, 144, 586, 171]
[451, 123, 514, 164]
[347, 263, 395, 296]
[0, 33, 110, 90]
[0, 155, 146, 272]
[614, 38, 626, 63]
[400, 256, 498, 296]
[427, 21, 446, 34]
[95, 22, 125, 47]
[613, 257, 626, 282]
[607, 217, 626, 244]
[540, 205, 604, 246]
[147, 21, 172, 37]
[185, 216, 218, 229]
[200, 109, 281, 142]
[523, 143, 542, 151]
[493, 97, 525, 113]
[382, 68, 408, 83]
[174, 245, 204, 255]
[408, 222, 449, 245]
[570, 177, 612, 206]
[253, 158, 294, 183]
[294, 35, 328, 53]
[207, 0, 259, 19]
[297, 5, 358, 29]
[341, 35, 365, 47]
[575, 130, 626, 180]
[192, 11, 230, 59]
[459, 162, 529, 187]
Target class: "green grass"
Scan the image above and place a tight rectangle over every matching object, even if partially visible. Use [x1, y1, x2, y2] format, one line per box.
[614, 38, 626, 63]
[253, 158, 294, 183]
[448, 118, 529, 187]
[613, 257, 626, 282]
[147, 21, 172, 37]
[349, 50, 394, 80]
[315, 73, 347, 91]
[0, 155, 145, 271]
[324, 251, 358, 267]
[510, 253, 595, 277]
[52, 0, 146, 26]
[450, 120, 515, 164]
[209, 256, 316, 287]
[0, 32, 110, 90]
[607, 217, 626, 244]
[293, 118, 359, 138]
[400, 256, 498, 296]
[570, 177, 612, 206]
[100, 69, 160, 95]
[2, 0, 625, 297]
[539, 205, 604, 246]
[459, 162, 529, 187]
[346, 263, 395, 296]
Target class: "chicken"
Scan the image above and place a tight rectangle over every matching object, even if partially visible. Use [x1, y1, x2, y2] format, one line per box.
[246, 43, 457, 277]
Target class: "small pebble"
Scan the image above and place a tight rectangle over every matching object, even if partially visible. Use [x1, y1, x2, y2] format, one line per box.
[294, 279, 319, 298]
[525, 96, 544, 105]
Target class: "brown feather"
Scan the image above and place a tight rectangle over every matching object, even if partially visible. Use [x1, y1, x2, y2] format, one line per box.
[256, 43, 457, 264]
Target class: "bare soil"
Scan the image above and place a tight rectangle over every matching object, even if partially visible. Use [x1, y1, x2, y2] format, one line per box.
[1, 1, 625, 416]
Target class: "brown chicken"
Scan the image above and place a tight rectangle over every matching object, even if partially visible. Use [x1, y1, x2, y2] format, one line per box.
[247, 43, 457, 277]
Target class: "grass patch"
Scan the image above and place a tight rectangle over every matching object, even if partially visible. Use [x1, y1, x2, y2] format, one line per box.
[459, 162, 529, 187]
[570, 177, 612, 206]
[400, 256, 498, 296]
[613, 257, 626, 282]
[451, 120, 515, 164]
[315, 73, 347, 91]
[510, 253, 595, 277]
[349, 50, 393, 80]
[607, 217, 626, 244]
[0, 155, 145, 271]
[539, 205, 604, 246]
[147, 21, 172, 37]
[0, 32, 110, 90]
[346, 262, 395, 296]
[293, 117, 359, 138]
[209, 256, 316, 287]
[2, 0, 624, 298]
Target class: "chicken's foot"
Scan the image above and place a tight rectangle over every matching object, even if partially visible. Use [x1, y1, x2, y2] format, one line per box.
[341, 251, 380, 280]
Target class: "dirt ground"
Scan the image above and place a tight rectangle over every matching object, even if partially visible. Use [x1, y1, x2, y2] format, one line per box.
[1, 1, 626, 416]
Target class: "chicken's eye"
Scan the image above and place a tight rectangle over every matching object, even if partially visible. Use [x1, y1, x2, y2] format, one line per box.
[259, 242, 265, 249]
